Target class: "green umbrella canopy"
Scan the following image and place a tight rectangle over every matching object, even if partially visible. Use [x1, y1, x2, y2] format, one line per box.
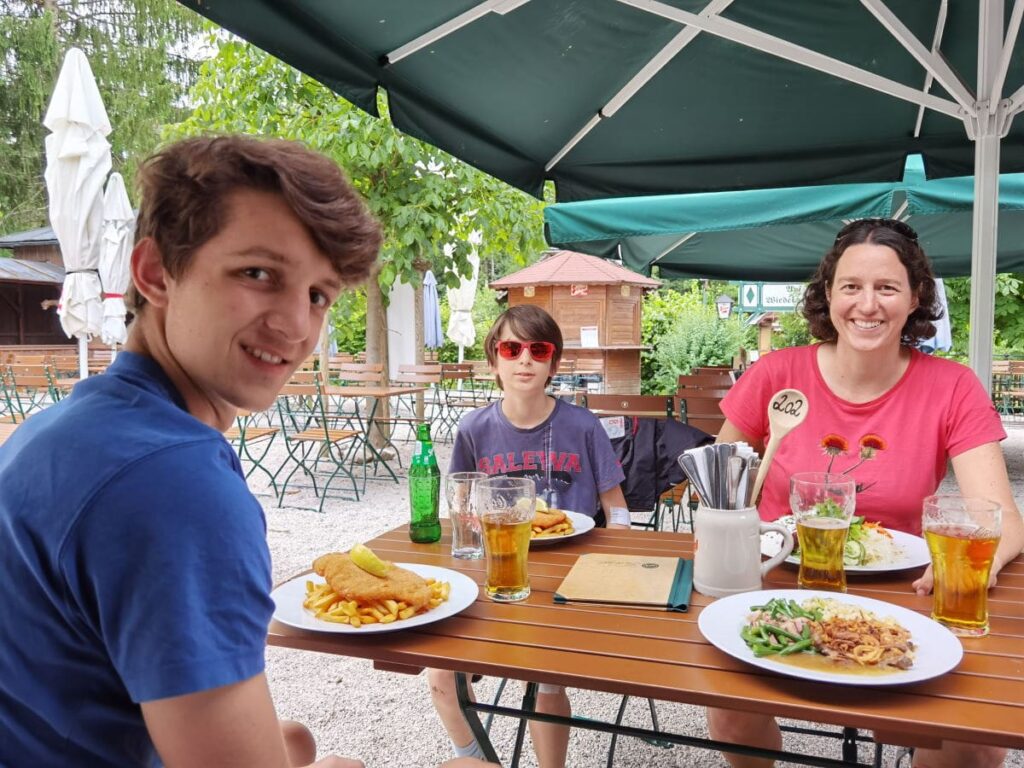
[175, 1, 1022, 382]
[545, 156, 1024, 280]
[174, 0, 1024, 203]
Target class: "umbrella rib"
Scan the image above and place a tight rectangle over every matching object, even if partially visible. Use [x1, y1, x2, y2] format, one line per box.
[860, 0, 975, 114]
[385, 0, 531, 65]
[546, 0, 735, 172]
[913, 0, 950, 138]
[987, 0, 1024, 114]
[616, 0, 962, 119]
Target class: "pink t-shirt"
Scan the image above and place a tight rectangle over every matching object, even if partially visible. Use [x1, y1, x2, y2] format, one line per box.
[720, 345, 1005, 535]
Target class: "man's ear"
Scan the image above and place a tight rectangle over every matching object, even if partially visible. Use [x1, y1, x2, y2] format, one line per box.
[130, 238, 171, 309]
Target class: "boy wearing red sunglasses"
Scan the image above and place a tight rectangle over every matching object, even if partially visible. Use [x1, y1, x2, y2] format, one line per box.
[428, 305, 630, 768]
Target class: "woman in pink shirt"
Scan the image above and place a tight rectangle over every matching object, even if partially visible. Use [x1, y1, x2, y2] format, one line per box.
[708, 218, 1024, 768]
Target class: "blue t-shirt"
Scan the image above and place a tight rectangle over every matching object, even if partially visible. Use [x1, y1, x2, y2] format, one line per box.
[0, 352, 273, 767]
[450, 398, 625, 517]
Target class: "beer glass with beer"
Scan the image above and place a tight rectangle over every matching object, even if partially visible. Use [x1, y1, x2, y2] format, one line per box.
[477, 477, 535, 602]
[922, 495, 1001, 637]
[446, 472, 487, 560]
[790, 472, 856, 592]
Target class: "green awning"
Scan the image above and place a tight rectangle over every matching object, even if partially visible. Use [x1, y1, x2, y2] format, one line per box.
[545, 156, 1024, 279]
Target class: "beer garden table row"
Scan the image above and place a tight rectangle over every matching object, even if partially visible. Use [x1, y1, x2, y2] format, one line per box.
[269, 523, 1024, 767]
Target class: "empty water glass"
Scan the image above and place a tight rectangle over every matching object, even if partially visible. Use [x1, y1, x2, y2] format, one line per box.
[446, 471, 487, 559]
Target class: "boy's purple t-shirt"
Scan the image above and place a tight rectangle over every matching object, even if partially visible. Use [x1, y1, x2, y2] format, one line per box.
[450, 399, 625, 518]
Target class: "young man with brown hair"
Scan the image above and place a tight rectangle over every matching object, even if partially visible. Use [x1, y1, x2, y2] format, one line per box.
[0, 136, 487, 768]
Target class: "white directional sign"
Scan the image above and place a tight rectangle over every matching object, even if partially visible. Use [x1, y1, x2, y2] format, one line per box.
[739, 283, 805, 312]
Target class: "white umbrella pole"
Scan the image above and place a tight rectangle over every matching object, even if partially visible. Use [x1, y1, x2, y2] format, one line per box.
[457, 344, 464, 391]
[967, 0, 1003, 394]
[79, 337, 89, 380]
[110, 343, 117, 364]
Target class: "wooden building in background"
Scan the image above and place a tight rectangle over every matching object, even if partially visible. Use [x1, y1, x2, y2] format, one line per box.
[489, 250, 660, 393]
[0, 226, 69, 346]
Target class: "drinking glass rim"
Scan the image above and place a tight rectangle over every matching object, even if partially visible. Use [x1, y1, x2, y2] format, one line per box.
[923, 493, 1001, 512]
[448, 471, 488, 482]
[789, 472, 856, 489]
[476, 476, 535, 489]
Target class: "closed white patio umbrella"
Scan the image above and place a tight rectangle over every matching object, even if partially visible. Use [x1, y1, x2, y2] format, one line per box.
[44, 47, 111, 379]
[99, 172, 134, 349]
[446, 250, 480, 362]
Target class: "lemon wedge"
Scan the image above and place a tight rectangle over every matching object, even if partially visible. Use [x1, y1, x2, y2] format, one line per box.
[350, 543, 391, 577]
[535, 498, 548, 511]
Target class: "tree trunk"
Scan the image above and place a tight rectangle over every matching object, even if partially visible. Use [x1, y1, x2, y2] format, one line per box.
[364, 264, 389, 450]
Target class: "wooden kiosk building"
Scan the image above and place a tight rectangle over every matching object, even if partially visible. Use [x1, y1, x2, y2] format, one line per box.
[489, 250, 659, 393]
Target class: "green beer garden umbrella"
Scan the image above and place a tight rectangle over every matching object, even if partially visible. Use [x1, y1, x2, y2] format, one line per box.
[175, 0, 1024, 382]
[544, 155, 1024, 280]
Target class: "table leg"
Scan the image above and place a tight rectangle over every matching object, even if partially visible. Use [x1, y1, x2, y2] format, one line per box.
[454, 671, 501, 765]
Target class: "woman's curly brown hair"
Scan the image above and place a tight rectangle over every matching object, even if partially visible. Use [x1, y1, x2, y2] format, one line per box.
[801, 219, 942, 345]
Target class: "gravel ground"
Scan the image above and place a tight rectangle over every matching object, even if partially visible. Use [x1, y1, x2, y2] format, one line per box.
[254, 421, 1024, 768]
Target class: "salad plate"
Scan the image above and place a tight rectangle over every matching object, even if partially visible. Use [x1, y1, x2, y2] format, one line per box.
[761, 515, 931, 572]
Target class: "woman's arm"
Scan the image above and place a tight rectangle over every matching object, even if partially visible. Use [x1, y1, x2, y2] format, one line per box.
[912, 441, 1024, 594]
[715, 418, 764, 453]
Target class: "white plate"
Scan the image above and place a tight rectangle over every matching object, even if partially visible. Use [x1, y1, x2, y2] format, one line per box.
[529, 510, 596, 545]
[272, 563, 478, 634]
[761, 517, 931, 573]
[698, 589, 963, 686]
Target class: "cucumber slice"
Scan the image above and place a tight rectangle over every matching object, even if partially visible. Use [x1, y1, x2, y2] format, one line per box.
[843, 539, 866, 566]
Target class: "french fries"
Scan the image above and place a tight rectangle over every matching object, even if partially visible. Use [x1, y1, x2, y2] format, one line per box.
[302, 577, 451, 628]
[531, 521, 574, 539]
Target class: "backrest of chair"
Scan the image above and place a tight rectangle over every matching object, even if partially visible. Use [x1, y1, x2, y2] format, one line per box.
[677, 372, 734, 390]
[393, 363, 441, 386]
[674, 395, 726, 436]
[579, 393, 674, 419]
[335, 370, 384, 384]
[335, 362, 383, 374]
[6, 364, 52, 390]
[398, 363, 442, 375]
[440, 363, 474, 382]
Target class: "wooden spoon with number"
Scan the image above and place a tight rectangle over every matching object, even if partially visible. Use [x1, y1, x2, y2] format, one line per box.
[750, 388, 809, 505]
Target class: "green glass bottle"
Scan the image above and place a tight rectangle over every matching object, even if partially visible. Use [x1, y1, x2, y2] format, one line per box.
[409, 422, 441, 543]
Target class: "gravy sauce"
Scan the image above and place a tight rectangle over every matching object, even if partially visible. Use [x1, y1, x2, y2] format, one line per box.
[772, 653, 901, 677]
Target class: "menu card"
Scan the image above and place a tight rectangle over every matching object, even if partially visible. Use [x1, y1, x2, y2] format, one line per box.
[553, 553, 693, 612]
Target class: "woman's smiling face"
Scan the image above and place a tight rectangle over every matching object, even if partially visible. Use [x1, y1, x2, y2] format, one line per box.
[826, 242, 919, 355]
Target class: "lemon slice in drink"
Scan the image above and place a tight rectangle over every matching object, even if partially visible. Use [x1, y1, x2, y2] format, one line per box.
[350, 543, 391, 578]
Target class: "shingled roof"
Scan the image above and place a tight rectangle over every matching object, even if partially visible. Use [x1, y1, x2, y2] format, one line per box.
[489, 250, 661, 289]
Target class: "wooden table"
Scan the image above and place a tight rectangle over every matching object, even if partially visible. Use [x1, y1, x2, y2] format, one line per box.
[269, 524, 1024, 766]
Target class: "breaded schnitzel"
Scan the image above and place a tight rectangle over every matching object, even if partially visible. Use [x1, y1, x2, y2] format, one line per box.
[533, 509, 567, 529]
[312, 553, 432, 610]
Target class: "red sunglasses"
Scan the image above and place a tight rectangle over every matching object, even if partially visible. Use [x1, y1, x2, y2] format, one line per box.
[495, 340, 557, 362]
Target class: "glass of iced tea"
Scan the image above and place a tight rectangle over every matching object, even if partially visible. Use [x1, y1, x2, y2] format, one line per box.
[790, 472, 857, 592]
[922, 495, 1001, 637]
[477, 477, 535, 602]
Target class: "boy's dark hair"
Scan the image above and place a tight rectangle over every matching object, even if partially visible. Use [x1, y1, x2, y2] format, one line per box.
[127, 135, 382, 310]
[801, 218, 941, 345]
[484, 305, 563, 389]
